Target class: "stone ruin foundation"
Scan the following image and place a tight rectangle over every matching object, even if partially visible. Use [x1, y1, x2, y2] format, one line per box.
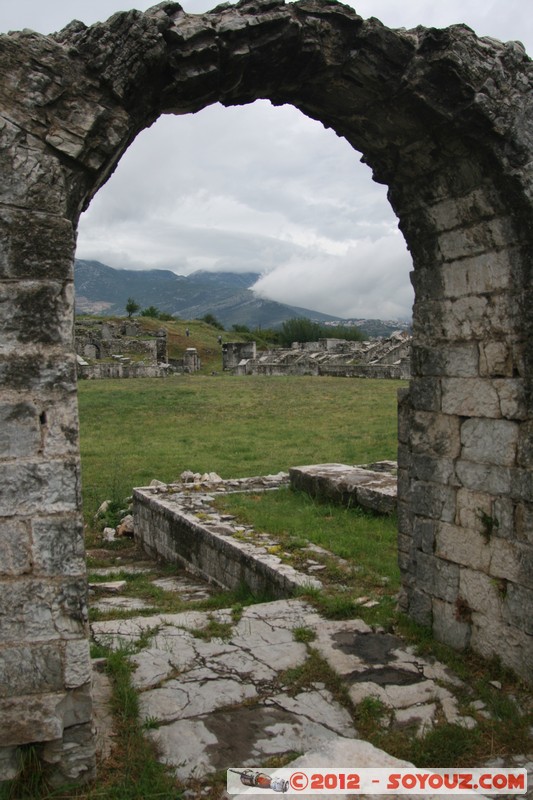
[0, 0, 532, 785]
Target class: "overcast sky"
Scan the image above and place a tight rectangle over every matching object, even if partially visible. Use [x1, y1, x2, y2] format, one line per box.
[2, 2, 531, 322]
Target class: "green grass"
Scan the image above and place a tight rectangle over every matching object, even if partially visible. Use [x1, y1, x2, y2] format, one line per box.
[214, 488, 399, 581]
[78, 374, 403, 522]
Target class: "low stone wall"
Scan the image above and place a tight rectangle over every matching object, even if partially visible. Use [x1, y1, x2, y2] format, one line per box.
[290, 463, 397, 515]
[318, 364, 410, 380]
[77, 363, 171, 379]
[133, 476, 321, 598]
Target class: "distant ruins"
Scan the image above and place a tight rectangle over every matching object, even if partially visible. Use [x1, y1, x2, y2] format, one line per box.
[223, 332, 411, 379]
[75, 319, 200, 377]
[1, 0, 532, 786]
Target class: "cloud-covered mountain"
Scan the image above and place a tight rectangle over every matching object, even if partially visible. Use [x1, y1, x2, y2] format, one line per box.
[74, 260, 346, 329]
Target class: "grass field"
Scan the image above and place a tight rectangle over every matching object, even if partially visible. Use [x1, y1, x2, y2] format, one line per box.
[78, 373, 403, 521]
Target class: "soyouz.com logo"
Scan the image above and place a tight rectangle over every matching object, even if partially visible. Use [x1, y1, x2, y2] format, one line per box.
[227, 767, 528, 795]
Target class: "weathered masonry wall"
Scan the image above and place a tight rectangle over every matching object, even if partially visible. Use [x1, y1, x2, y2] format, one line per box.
[1, 0, 532, 785]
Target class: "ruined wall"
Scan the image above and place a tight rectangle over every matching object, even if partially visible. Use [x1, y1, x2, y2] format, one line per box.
[75, 319, 168, 365]
[226, 335, 412, 378]
[1, 0, 532, 785]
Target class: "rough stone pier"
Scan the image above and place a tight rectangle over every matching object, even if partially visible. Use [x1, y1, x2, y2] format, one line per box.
[1, 0, 533, 785]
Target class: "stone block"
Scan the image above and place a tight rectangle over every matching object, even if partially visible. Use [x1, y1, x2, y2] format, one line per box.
[0, 519, 31, 575]
[0, 208, 74, 280]
[409, 266, 443, 301]
[455, 460, 511, 495]
[517, 421, 533, 467]
[441, 378, 501, 417]
[435, 523, 491, 571]
[492, 496, 514, 539]
[503, 584, 533, 634]
[397, 467, 410, 500]
[411, 481, 456, 522]
[41, 394, 80, 457]
[0, 400, 41, 458]
[57, 685, 93, 729]
[494, 379, 527, 420]
[410, 411, 461, 457]
[0, 352, 77, 393]
[442, 294, 510, 339]
[460, 418, 519, 466]
[397, 388, 411, 444]
[398, 548, 413, 574]
[63, 639, 92, 689]
[411, 454, 457, 485]
[489, 537, 533, 586]
[455, 488, 493, 530]
[416, 551, 460, 603]
[432, 598, 471, 650]
[0, 746, 20, 781]
[0, 120, 67, 214]
[438, 216, 516, 263]
[515, 502, 533, 544]
[510, 468, 533, 502]
[0, 643, 63, 698]
[407, 377, 441, 411]
[406, 587, 432, 626]
[397, 442, 412, 470]
[442, 250, 511, 298]
[412, 518, 436, 554]
[479, 341, 513, 377]
[428, 189, 501, 234]
[397, 499, 413, 535]
[31, 515, 86, 576]
[0, 459, 80, 516]
[459, 568, 503, 618]
[0, 693, 65, 747]
[397, 532, 412, 554]
[470, 613, 533, 682]
[0, 280, 75, 350]
[0, 578, 87, 643]
[411, 342, 479, 377]
[42, 722, 96, 787]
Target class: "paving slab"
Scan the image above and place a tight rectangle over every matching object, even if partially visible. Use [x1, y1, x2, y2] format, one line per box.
[91, 596, 154, 613]
[87, 479, 532, 798]
[140, 677, 258, 724]
[266, 689, 355, 737]
[150, 702, 356, 781]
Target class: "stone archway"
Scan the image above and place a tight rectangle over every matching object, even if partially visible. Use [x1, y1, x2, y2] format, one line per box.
[1, 0, 532, 784]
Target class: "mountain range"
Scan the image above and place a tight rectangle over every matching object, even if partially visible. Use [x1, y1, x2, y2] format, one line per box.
[74, 259, 410, 337]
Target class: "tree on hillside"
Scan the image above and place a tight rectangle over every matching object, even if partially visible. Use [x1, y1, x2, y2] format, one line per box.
[278, 317, 364, 347]
[278, 317, 324, 346]
[200, 313, 224, 330]
[141, 305, 160, 318]
[141, 305, 175, 321]
[125, 297, 140, 318]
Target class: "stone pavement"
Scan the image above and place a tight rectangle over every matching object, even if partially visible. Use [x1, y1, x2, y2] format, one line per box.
[89, 567, 533, 797]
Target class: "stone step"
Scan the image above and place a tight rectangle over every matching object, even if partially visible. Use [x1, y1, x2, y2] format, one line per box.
[290, 463, 397, 515]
